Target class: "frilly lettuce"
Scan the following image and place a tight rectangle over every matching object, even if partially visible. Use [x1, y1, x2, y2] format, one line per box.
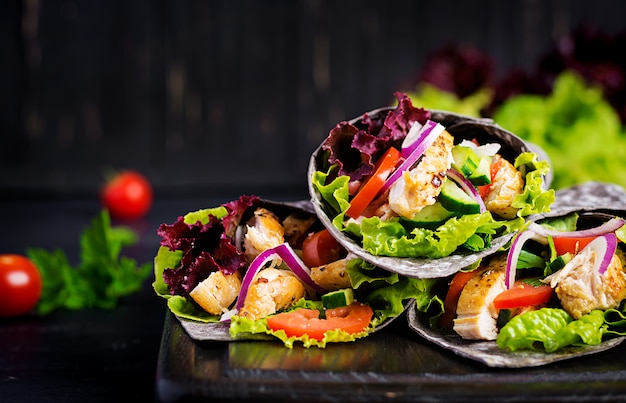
[496, 308, 607, 352]
[312, 151, 553, 259]
[229, 258, 439, 348]
[493, 71, 626, 190]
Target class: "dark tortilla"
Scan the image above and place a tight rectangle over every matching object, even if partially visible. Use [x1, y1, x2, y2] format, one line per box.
[308, 107, 553, 279]
[405, 182, 626, 367]
[177, 299, 410, 342]
[165, 198, 411, 342]
[406, 303, 624, 368]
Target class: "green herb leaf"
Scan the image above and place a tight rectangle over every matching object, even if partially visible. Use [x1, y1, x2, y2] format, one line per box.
[26, 210, 152, 314]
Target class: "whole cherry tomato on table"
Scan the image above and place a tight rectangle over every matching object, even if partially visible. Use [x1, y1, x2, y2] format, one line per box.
[0, 254, 43, 317]
[101, 170, 153, 221]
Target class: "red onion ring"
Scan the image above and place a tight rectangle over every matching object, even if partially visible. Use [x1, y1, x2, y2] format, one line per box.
[380, 121, 444, 194]
[235, 243, 327, 310]
[527, 217, 625, 239]
[587, 233, 617, 275]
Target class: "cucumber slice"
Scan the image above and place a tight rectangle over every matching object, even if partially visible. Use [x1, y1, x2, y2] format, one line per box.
[548, 253, 573, 272]
[451, 145, 480, 177]
[439, 179, 481, 214]
[322, 288, 354, 309]
[468, 157, 491, 186]
[400, 202, 455, 230]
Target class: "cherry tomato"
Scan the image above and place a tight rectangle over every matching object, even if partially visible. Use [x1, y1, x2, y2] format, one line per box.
[101, 170, 153, 221]
[493, 280, 553, 310]
[477, 158, 503, 199]
[301, 229, 346, 268]
[553, 236, 597, 256]
[439, 270, 479, 329]
[0, 254, 43, 317]
[266, 302, 373, 340]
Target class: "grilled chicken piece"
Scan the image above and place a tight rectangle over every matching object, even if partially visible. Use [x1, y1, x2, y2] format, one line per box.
[310, 257, 353, 290]
[189, 270, 243, 315]
[482, 154, 524, 219]
[243, 207, 285, 263]
[237, 268, 306, 320]
[454, 255, 507, 340]
[388, 129, 454, 218]
[282, 213, 316, 249]
[544, 246, 626, 319]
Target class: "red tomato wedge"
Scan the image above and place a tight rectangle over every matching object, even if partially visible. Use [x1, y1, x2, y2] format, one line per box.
[439, 270, 479, 329]
[301, 229, 346, 268]
[266, 302, 373, 340]
[553, 236, 597, 256]
[477, 158, 502, 199]
[493, 280, 553, 310]
[346, 147, 402, 219]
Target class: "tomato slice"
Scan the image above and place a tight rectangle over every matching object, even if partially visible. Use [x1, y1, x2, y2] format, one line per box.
[266, 302, 374, 340]
[346, 147, 402, 219]
[301, 229, 346, 268]
[477, 158, 502, 199]
[439, 270, 479, 329]
[553, 236, 597, 256]
[493, 280, 553, 310]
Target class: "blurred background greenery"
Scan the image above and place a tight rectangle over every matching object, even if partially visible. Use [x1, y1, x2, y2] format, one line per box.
[402, 25, 626, 190]
[2, 1, 625, 199]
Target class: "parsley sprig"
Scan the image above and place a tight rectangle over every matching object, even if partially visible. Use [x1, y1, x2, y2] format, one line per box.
[26, 210, 152, 314]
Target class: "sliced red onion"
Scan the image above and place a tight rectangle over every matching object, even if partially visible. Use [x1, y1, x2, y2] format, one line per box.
[446, 168, 486, 213]
[236, 247, 278, 310]
[380, 121, 445, 193]
[235, 243, 327, 310]
[586, 233, 617, 275]
[505, 230, 546, 289]
[527, 217, 626, 239]
[273, 243, 327, 293]
[401, 120, 432, 158]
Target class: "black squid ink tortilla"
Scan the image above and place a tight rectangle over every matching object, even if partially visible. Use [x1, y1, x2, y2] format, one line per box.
[406, 181, 626, 367]
[308, 92, 555, 279]
[153, 196, 434, 348]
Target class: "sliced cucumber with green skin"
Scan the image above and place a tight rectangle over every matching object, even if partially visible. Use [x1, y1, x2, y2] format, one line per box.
[468, 157, 491, 186]
[451, 145, 480, 178]
[439, 179, 481, 214]
[322, 288, 354, 309]
[548, 253, 573, 272]
[400, 202, 455, 230]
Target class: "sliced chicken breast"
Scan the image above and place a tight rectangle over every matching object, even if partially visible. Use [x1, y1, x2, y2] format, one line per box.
[189, 270, 243, 315]
[454, 255, 507, 340]
[237, 268, 306, 320]
[483, 155, 524, 219]
[545, 245, 626, 319]
[388, 130, 454, 218]
[310, 257, 353, 291]
[243, 207, 285, 263]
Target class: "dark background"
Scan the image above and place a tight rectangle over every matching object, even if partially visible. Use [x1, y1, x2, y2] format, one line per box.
[2, 0, 626, 202]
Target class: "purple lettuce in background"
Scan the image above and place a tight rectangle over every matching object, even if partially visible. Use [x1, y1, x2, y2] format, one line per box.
[415, 24, 626, 124]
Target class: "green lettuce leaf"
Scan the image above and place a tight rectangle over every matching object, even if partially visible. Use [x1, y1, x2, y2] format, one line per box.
[493, 71, 626, 190]
[312, 150, 552, 259]
[512, 152, 555, 216]
[229, 258, 439, 348]
[497, 308, 606, 352]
